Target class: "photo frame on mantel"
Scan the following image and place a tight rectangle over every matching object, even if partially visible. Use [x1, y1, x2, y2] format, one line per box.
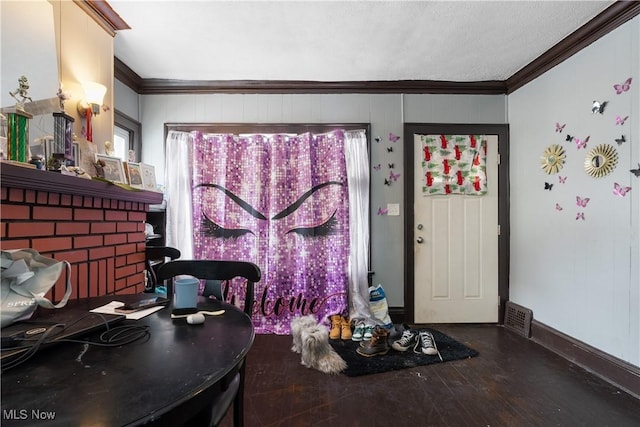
[95, 154, 127, 184]
[126, 162, 144, 189]
[140, 163, 157, 192]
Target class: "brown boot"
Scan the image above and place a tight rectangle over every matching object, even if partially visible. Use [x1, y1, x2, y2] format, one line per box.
[329, 315, 341, 340]
[356, 326, 390, 357]
[340, 316, 352, 340]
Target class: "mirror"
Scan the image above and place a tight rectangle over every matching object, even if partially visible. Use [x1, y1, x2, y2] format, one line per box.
[540, 144, 566, 174]
[584, 144, 618, 178]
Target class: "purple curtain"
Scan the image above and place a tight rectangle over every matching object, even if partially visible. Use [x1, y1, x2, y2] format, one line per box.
[191, 130, 349, 334]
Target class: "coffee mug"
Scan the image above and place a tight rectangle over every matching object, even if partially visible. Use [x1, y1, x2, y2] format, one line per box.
[174, 277, 199, 309]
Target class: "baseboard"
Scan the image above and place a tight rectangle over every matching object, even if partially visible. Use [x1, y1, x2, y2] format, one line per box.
[530, 320, 640, 400]
[388, 307, 405, 325]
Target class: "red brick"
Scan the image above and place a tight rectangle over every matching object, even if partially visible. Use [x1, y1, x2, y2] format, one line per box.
[8, 222, 55, 237]
[0, 239, 31, 250]
[74, 235, 104, 248]
[57, 222, 91, 235]
[25, 190, 36, 203]
[33, 206, 73, 220]
[105, 210, 127, 221]
[115, 243, 136, 256]
[73, 195, 83, 206]
[48, 193, 60, 205]
[84, 197, 93, 208]
[37, 191, 48, 204]
[91, 222, 117, 234]
[128, 252, 146, 264]
[75, 208, 103, 221]
[127, 272, 145, 287]
[32, 237, 72, 252]
[60, 194, 72, 206]
[0, 222, 6, 238]
[105, 233, 127, 246]
[115, 255, 128, 268]
[115, 264, 137, 279]
[1, 204, 30, 219]
[89, 246, 115, 260]
[8, 188, 24, 202]
[128, 232, 146, 243]
[77, 263, 89, 298]
[54, 249, 88, 264]
[93, 198, 103, 209]
[117, 222, 138, 233]
[1, 187, 7, 200]
[129, 211, 146, 222]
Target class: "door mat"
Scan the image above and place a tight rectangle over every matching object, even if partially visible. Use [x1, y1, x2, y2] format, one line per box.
[329, 328, 479, 377]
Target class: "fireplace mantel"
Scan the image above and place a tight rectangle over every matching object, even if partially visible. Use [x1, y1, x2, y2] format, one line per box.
[1, 162, 163, 204]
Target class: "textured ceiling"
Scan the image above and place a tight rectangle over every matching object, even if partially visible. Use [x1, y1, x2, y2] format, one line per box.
[110, 1, 614, 82]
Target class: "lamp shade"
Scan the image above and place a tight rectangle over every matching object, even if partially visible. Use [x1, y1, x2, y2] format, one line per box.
[82, 82, 106, 107]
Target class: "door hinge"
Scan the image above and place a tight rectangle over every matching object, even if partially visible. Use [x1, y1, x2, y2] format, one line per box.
[497, 153, 501, 165]
[497, 224, 501, 236]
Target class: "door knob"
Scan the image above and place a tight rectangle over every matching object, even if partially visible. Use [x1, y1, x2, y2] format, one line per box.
[416, 236, 424, 244]
[417, 224, 423, 230]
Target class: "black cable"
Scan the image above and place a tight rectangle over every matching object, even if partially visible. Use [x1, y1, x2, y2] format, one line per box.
[1, 313, 151, 372]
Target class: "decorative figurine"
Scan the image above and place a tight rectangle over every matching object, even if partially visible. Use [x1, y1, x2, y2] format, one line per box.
[9, 75, 33, 110]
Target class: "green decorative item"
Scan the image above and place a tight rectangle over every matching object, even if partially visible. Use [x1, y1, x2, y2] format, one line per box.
[6, 110, 32, 163]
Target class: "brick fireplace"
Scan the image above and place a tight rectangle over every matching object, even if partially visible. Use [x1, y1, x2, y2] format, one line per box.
[1, 162, 163, 302]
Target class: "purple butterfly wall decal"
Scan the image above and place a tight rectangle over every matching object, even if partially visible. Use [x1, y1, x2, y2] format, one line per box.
[574, 136, 589, 150]
[558, 176, 567, 184]
[576, 196, 590, 208]
[616, 115, 629, 125]
[389, 171, 401, 182]
[555, 123, 566, 133]
[555, 203, 563, 211]
[576, 212, 585, 221]
[389, 133, 400, 142]
[613, 182, 631, 197]
[373, 164, 381, 171]
[614, 77, 632, 94]
[377, 207, 388, 215]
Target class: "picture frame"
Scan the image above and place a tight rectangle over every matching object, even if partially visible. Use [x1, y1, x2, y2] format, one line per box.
[140, 163, 158, 192]
[95, 153, 127, 184]
[126, 162, 144, 189]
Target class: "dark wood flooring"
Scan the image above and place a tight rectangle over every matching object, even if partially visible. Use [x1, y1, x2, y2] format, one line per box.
[219, 324, 640, 427]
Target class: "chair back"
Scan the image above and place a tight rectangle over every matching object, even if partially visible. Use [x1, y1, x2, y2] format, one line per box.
[145, 246, 181, 292]
[156, 260, 261, 316]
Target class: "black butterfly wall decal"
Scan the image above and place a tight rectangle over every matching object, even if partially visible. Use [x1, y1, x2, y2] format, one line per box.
[566, 134, 574, 142]
[388, 163, 394, 169]
[615, 135, 626, 146]
[375, 136, 381, 143]
[384, 178, 391, 186]
[592, 100, 607, 114]
[387, 147, 393, 153]
[544, 182, 553, 191]
[631, 163, 640, 178]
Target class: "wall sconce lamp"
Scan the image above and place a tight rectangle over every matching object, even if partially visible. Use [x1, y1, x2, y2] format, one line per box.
[77, 81, 106, 116]
[77, 82, 106, 142]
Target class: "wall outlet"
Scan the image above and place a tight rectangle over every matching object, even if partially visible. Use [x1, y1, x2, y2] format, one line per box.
[387, 203, 400, 216]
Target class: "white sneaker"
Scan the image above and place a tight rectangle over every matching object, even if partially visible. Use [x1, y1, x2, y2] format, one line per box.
[415, 330, 439, 357]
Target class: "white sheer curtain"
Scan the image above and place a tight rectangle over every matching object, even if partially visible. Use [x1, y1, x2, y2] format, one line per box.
[164, 128, 375, 323]
[164, 130, 193, 259]
[344, 130, 376, 323]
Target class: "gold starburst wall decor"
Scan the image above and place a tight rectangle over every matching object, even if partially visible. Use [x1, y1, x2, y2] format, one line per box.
[541, 144, 566, 174]
[584, 144, 618, 178]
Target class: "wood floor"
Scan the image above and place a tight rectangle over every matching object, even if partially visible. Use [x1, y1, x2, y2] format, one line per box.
[219, 324, 640, 427]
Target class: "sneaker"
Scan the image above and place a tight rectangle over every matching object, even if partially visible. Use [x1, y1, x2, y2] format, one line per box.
[352, 321, 365, 341]
[356, 326, 390, 357]
[391, 329, 418, 351]
[414, 330, 441, 359]
[363, 325, 374, 340]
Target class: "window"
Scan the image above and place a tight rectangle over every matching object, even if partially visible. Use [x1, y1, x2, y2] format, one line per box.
[113, 110, 141, 162]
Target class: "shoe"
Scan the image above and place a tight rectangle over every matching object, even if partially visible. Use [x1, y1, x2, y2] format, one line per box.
[340, 316, 352, 340]
[356, 326, 390, 357]
[391, 329, 418, 351]
[329, 315, 341, 340]
[414, 330, 441, 359]
[363, 325, 374, 340]
[352, 321, 365, 341]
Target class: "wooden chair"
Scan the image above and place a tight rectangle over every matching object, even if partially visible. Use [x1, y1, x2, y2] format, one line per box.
[156, 260, 261, 427]
[145, 246, 181, 292]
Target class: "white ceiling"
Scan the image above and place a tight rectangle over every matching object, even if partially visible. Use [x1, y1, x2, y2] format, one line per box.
[110, 0, 615, 83]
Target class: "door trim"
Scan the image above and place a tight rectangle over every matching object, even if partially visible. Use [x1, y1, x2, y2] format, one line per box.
[403, 123, 510, 324]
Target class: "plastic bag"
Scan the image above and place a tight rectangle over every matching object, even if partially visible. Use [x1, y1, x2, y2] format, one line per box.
[369, 284, 392, 328]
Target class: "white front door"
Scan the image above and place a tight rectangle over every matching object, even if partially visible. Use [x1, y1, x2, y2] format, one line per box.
[413, 134, 499, 323]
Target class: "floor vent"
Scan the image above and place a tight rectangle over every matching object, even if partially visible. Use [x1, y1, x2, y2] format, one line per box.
[504, 301, 533, 338]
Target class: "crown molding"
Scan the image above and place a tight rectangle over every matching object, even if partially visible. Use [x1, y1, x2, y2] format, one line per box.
[74, 0, 130, 37]
[114, 1, 639, 95]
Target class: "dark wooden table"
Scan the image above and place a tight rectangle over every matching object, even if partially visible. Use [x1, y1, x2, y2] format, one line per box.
[1, 295, 254, 426]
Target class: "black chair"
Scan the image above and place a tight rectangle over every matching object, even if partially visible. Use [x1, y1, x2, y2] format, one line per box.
[145, 246, 181, 292]
[155, 260, 261, 427]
